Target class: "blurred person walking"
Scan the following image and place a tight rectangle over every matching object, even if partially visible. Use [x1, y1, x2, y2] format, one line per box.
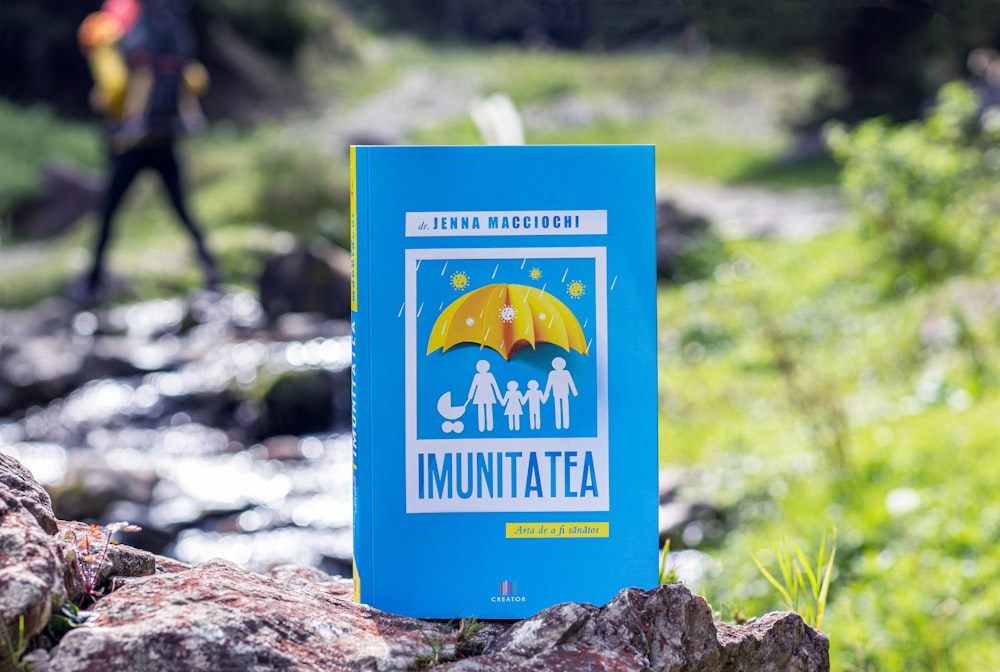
[75, 0, 219, 304]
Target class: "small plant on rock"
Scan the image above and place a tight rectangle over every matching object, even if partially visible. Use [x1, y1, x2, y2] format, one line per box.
[751, 529, 837, 630]
[453, 617, 484, 658]
[412, 617, 485, 669]
[658, 539, 679, 585]
[65, 522, 141, 604]
[2, 614, 31, 672]
[46, 603, 95, 644]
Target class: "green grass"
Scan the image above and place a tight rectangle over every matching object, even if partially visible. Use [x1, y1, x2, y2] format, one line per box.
[658, 224, 1000, 669]
[0, 101, 104, 214]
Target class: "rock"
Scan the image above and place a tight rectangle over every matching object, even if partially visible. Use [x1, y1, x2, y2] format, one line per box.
[655, 199, 724, 283]
[0, 455, 155, 648]
[255, 367, 350, 439]
[484, 602, 595, 658]
[658, 467, 727, 549]
[258, 245, 352, 321]
[0, 454, 66, 645]
[446, 585, 829, 671]
[717, 611, 831, 671]
[460, 585, 721, 671]
[47, 454, 158, 524]
[44, 559, 455, 672]
[659, 500, 727, 549]
[9, 164, 102, 240]
[1, 441, 829, 672]
[0, 452, 58, 534]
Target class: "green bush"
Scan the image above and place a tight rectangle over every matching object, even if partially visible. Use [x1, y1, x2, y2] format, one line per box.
[252, 138, 350, 249]
[196, 0, 321, 63]
[0, 101, 101, 216]
[825, 81, 1000, 285]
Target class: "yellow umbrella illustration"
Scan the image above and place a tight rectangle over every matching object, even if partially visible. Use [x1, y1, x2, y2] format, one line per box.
[427, 283, 588, 361]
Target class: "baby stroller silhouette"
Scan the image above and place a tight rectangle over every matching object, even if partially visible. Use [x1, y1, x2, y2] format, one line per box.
[436, 391, 468, 434]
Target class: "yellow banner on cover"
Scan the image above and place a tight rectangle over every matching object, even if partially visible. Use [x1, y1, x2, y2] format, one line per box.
[506, 522, 609, 539]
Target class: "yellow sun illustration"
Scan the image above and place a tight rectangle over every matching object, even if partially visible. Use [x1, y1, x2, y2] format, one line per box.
[566, 280, 586, 299]
[450, 270, 470, 291]
[529, 267, 542, 280]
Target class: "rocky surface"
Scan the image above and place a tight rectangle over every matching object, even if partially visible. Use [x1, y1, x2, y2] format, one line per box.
[0, 453, 66, 645]
[1, 451, 829, 672]
[258, 245, 353, 321]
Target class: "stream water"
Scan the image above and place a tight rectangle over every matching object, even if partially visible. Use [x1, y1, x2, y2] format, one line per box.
[0, 291, 356, 576]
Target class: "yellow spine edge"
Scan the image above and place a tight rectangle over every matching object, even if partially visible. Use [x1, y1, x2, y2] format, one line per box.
[353, 559, 361, 603]
[350, 145, 358, 313]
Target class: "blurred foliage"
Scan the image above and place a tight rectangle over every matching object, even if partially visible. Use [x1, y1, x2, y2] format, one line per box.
[0, 2, 94, 113]
[665, 230, 728, 286]
[194, 0, 325, 63]
[826, 80, 1000, 286]
[340, 0, 687, 47]
[0, 101, 102, 215]
[683, 0, 935, 124]
[6, 0, 1000, 126]
[345, 0, 1000, 123]
[0, 0, 359, 119]
[251, 136, 351, 249]
[659, 224, 1000, 669]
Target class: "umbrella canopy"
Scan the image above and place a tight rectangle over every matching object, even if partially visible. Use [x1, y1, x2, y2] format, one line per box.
[426, 283, 588, 360]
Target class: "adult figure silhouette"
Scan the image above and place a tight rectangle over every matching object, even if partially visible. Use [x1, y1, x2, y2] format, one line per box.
[467, 359, 502, 432]
[543, 356, 578, 430]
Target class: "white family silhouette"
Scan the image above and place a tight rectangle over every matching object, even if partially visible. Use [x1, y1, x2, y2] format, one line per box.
[449, 357, 578, 434]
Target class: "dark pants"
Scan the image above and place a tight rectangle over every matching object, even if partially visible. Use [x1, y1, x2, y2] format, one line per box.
[87, 142, 217, 291]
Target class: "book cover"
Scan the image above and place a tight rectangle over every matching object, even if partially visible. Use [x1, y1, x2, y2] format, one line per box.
[351, 144, 658, 618]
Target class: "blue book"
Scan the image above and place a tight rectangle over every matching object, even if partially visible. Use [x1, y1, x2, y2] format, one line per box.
[351, 145, 658, 618]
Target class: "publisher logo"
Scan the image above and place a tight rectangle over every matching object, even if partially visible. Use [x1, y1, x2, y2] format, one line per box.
[492, 580, 525, 603]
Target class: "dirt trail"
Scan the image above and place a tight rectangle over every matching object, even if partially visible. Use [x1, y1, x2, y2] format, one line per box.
[290, 69, 478, 156]
[661, 180, 845, 240]
[294, 66, 847, 240]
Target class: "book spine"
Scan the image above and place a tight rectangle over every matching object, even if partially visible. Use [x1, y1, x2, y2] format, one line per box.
[350, 146, 371, 603]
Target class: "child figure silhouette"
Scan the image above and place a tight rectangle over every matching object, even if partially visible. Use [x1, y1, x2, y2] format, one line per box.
[502, 380, 524, 430]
